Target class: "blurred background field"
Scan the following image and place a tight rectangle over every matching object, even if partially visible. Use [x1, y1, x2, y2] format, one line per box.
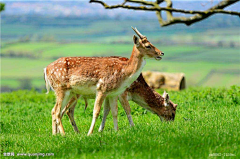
[1, 1, 240, 92]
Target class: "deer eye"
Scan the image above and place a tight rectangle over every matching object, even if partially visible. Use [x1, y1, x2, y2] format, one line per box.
[145, 45, 151, 49]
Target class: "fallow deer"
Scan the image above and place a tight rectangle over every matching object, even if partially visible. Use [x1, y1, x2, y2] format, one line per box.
[44, 27, 164, 135]
[59, 67, 177, 133]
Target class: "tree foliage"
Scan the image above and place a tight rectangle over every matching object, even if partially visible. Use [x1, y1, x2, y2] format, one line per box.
[0, 3, 5, 12]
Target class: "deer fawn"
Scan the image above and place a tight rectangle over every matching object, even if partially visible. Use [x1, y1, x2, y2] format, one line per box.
[60, 70, 178, 133]
[44, 27, 164, 135]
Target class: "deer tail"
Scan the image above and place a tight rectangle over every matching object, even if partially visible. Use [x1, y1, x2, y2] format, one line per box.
[44, 67, 51, 94]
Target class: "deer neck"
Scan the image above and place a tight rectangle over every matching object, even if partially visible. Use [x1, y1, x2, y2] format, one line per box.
[130, 83, 164, 114]
[125, 45, 145, 77]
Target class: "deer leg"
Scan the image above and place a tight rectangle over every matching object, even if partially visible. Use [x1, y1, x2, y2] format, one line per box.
[87, 92, 106, 136]
[52, 104, 58, 135]
[60, 94, 80, 133]
[61, 94, 80, 118]
[109, 96, 119, 131]
[83, 97, 88, 112]
[66, 102, 80, 133]
[119, 92, 134, 127]
[54, 90, 73, 135]
[52, 91, 66, 135]
[98, 98, 111, 132]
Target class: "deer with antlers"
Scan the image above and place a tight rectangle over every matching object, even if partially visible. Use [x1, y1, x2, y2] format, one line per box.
[44, 27, 164, 135]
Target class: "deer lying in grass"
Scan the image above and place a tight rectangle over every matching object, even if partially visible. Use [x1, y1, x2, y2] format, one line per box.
[60, 70, 178, 133]
[44, 27, 164, 135]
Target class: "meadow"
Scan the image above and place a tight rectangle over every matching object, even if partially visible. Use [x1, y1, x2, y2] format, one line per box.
[1, 15, 240, 91]
[1, 42, 240, 91]
[1, 86, 240, 158]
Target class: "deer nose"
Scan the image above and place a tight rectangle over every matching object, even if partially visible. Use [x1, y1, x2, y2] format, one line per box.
[161, 52, 164, 56]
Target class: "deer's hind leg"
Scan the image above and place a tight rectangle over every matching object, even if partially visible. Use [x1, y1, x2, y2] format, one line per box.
[52, 90, 74, 135]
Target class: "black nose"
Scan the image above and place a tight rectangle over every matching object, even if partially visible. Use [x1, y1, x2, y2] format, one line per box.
[161, 52, 164, 56]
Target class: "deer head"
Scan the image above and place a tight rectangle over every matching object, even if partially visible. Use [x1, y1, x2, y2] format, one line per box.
[132, 27, 164, 60]
[160, 90, 178, 121]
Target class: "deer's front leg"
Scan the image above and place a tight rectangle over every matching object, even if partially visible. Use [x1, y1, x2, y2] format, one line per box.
[119, 92, 134, 127]
[109, 96, 119, 131]
[98, 98, 111, 132]
[87, 92, 106, 136]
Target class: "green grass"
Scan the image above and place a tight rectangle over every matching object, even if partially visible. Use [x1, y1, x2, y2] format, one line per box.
[0, 58, 52, 78]
[2, 42, 58, 53]
[40, 43, 132, 59]
[1, 86, 240, 158]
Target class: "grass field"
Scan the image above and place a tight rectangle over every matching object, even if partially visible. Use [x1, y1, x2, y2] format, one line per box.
[1, 86, 240, 158]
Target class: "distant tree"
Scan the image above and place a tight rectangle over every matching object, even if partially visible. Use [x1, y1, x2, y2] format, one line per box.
[218, 41, 224, 47]
[0, 3, 5, 12]
[229, 41, 235, 48]
[19, 78, 32, 90]
[90, 0, 240, 27]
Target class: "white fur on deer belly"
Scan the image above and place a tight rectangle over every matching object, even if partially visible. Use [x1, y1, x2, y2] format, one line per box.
[69, 76, 97, 95]
[109, 60, 146, 97]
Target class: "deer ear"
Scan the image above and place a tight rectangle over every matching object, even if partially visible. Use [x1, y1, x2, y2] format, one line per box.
[133, 35, 140, 47]
[173, 104, 178, 109]
[165, 93, 169, 103]
[162, 90, 167, 98]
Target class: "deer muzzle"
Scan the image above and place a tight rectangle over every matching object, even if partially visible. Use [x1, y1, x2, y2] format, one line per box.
[155, 52, 164, 61]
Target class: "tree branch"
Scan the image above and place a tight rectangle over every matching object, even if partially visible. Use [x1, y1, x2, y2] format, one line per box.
[89, 0, 240, 27]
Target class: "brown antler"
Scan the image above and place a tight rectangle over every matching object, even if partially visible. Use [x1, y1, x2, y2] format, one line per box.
[131, 27, 146, 39]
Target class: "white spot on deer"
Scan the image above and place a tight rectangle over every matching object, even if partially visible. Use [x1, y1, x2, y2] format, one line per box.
[56, 69, 58, 71]
[64, 61, 66, 63]
[64, 68, 66, 72]
[60, 68, 62, 70]
[68, 62, 70, 65]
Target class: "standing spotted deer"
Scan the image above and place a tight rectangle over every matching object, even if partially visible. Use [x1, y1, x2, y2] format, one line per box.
[60, 70, 178, 133]
[44, 27, 164, 135]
